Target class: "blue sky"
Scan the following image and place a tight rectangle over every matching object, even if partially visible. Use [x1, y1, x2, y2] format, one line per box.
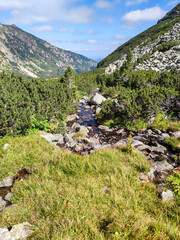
[0, 0, 179, 62]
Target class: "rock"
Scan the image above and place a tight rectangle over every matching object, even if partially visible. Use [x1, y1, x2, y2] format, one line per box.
[162, 133, 170, 139]
[78, 126, 89, 136]
[171, 131, 180, 138]
[131, 139, 144, 148]
[152, 161, 174, 172]
[133, 136, 147, 142]
[65, 114, 79, 126]
[57, 135, 64, 145]
[96, 107, 101, 114]
[0, 228, 13, 240]
[10, 222, 34, 240]
[146, 129, 153, 135]
[40, 133, 56, 143]
[137, 144, 152, 152]
[151, 144, 167, 154]
[114, 139, 128, 147]
[0, 176, 14, 188]
[161, 190, 174, 201]
[52, 134, 64, 142]
[3, 144, 10, 150]
[74, 144, 83, 152]
[4, 192, 13, 202]
[139, 173, 149, 183]
[116, 129, 124, 135]
[90, 93, 106, 105]
[98, 125, 113, 133]
[0, 197, 7, 211]
[148, 161, 174, 180]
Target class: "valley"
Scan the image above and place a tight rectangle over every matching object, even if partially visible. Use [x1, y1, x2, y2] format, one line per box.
[0, 3, 180, 240]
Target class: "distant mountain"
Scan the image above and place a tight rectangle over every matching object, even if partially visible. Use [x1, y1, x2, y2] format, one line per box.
[98, 4, 180, 74]
[0, 24, 97, 78]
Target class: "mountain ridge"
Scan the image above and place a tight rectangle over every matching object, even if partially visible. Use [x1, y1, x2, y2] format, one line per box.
[0, 23, 97, 78]
[97, 3, 180, 71]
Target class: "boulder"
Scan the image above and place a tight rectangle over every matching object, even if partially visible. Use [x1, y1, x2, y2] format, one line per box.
[148, 161, 174, 180]
[40, 133, 56, 143]
[161, 190, 174, 201]
[65, 114, 79, 126]
[98, 125, 113, 133]
[171, 131, 180, 138]
[0, 197, 7, 211]
[139, 173, 149, 183]
[90, 93, 106, 105]
[96, 107, 101, 114]
[131, 139, 144, 148]
[0, 228, 13, 240]
[0, 176, 14, 188]
[4, 192, 13, 202]
[10, 222, 34, 240]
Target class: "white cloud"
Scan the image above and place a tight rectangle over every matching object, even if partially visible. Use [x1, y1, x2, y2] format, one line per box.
[32, 25, 53, 32]
[167, 0, 179, 7]
[0, 1, 25, 10]
[3, 0, 94, 25]
[122, 6, 166, 22]
[94, 0, 112, 9]
[111, 41, 120, 45]
[126, 0, 148, 6]
[59, 28, 67, 33]
[114, 35, 127, 40]
[87, 40, 98, 44]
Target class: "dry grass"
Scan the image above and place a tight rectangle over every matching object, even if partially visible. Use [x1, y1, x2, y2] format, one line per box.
[0, 135, 179, 239]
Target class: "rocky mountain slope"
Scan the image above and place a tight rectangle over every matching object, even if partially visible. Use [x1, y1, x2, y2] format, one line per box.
[97, 4, 180, 74]
[0, 24, 97, 78]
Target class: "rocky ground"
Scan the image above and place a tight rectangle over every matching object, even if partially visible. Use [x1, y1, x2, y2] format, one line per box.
[41, 93, 180, 190]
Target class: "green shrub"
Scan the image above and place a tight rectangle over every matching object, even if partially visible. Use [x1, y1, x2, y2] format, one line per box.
[167, 172, 180, 197]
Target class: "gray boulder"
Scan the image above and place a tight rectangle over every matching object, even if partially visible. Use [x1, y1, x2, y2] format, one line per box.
[4, 192, 13, 202]
[0, 228, 13, 240]
[161, 190, 174, 201]
[171, 131, 180, 138]
[148, 161, 174, 180]
[0, 222, 34, 240]
[0, 176, 14, 188]
[40, 133, 56, 143]
[98, 125, 113, 133]
[0, 197, 7, 211]
[90, 93, 106, 105]
[10, 222, 34, 240]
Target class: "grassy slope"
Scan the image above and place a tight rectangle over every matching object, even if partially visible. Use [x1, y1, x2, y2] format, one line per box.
[98, 4, 180, 68]
[0, 135, 180, 239]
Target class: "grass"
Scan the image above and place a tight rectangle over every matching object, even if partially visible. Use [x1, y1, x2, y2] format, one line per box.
[152, 114, 180, 132]
[73, 131, 85, 139]
[0, 135, 180, 239]
[164, 137, 180, 152]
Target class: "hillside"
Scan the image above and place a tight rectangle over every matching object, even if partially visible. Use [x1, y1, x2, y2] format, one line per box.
[0, 24, 97, 78]
[97, 4, 180, 74]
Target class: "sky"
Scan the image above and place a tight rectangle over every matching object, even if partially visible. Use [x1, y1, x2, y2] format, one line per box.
[0, 0, 179, 62]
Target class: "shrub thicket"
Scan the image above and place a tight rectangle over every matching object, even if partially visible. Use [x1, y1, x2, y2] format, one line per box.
[0, 69, 77, 136]
[97, 68, 180, 129]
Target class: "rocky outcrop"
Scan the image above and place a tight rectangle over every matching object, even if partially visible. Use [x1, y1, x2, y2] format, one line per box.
[105, 23, 180, 74]
[0, 222, 33, 240]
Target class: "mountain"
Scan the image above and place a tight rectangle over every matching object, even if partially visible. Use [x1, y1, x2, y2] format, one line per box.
[0, 24, 97, 78]
[98, 4, 180, 74]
